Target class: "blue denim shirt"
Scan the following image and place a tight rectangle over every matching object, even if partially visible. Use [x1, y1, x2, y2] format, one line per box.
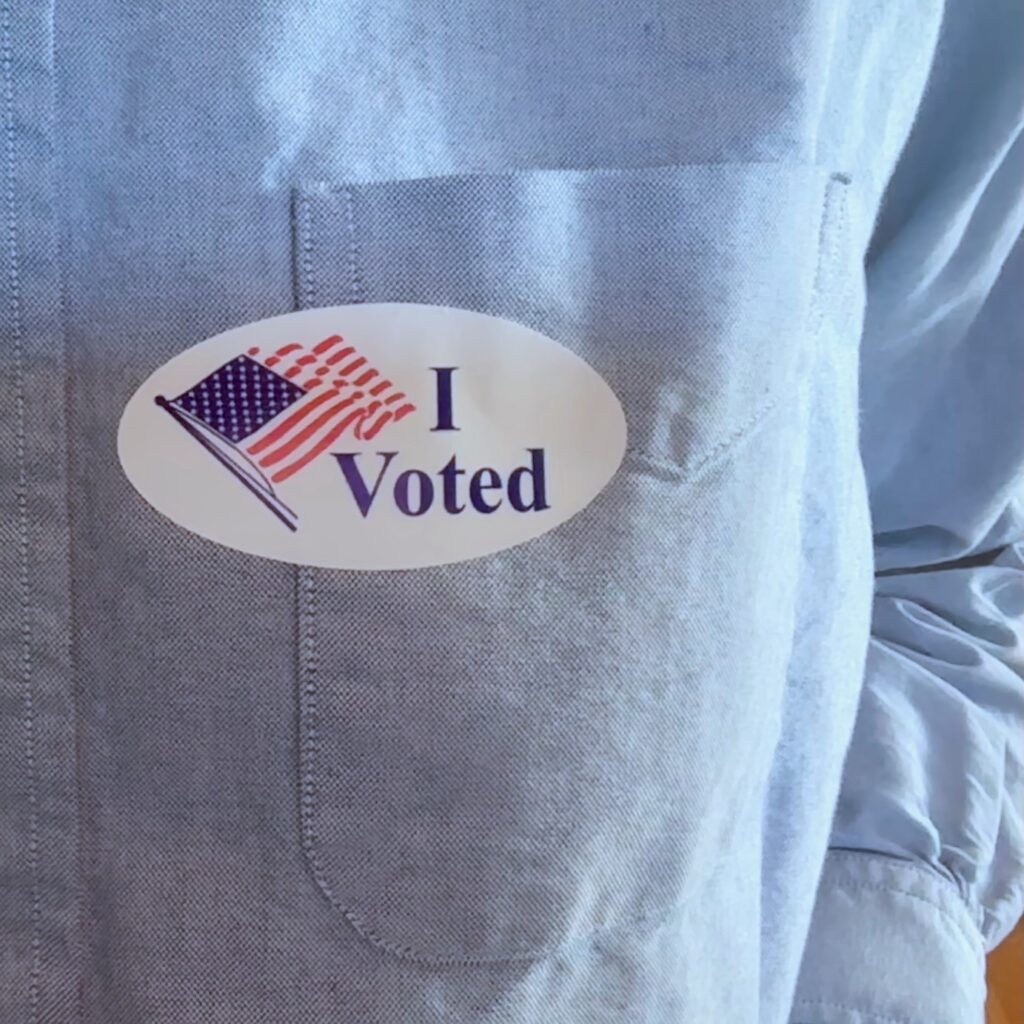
[1, 2, 1021, 1022]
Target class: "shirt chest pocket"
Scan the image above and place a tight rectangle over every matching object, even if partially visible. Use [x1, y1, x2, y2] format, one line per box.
[290, 162, 853, 964]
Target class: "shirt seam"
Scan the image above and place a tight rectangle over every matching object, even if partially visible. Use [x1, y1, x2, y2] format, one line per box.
[2, 1, 42, 1019]
[823, 851, 985, 958]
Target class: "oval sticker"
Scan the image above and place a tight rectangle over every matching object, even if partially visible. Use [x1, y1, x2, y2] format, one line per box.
[118, 303, 628, 570]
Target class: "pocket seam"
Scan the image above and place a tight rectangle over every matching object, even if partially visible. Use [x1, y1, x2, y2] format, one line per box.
[623, 392, 785, 483]
[294, 188, 482, 965]
[299, 158, 843, 194]
[623, 169, 852, 484]
[293, 189, 377, 953]
[291, 167, 855, 965]
[807, 172, 852, 342]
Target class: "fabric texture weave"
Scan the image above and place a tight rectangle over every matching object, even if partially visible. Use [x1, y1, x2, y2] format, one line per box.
[1, 2, 1021, 1022]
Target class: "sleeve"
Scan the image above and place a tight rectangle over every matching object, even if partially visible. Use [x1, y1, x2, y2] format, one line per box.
[790, 5, 1024, 1024]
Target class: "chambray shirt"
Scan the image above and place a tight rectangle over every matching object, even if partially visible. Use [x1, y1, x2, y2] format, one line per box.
[2, 2, 1022, 1023]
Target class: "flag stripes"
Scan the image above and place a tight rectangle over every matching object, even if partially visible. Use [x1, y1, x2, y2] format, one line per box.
[241, 336, 415, 484]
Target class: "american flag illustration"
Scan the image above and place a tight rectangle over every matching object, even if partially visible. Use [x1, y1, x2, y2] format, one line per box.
[155, 334, 416, 531]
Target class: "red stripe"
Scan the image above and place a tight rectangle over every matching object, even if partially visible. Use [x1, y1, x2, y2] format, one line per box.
[369, 379, 392, 396]
[258, 392, 365, 467]
[245, 387, 339, 455]
[353, 368, 377, 386]
[358, 399, 417, 440]
[264, 343, 302, 367]
[325, 346, 355, 366]
[271, 408, 367, 484]
[353, 401, 382, 438]
[359, 409, 393, 441]
[336, 357, 367, 376]
[313, 334, 344, 355]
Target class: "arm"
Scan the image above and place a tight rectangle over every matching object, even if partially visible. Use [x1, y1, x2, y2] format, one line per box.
[792, 4, 1024, 1021]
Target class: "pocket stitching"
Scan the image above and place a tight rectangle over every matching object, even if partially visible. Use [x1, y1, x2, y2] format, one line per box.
[623, 169, 851, 483]
[623, 391, 785, 483]
[293, 189, 383, 955]
[292, 169, 854, 965]
[807, 171, 852, 341]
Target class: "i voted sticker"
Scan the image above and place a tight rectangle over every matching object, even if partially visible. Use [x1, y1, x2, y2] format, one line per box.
[117, 303, 628, 569]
